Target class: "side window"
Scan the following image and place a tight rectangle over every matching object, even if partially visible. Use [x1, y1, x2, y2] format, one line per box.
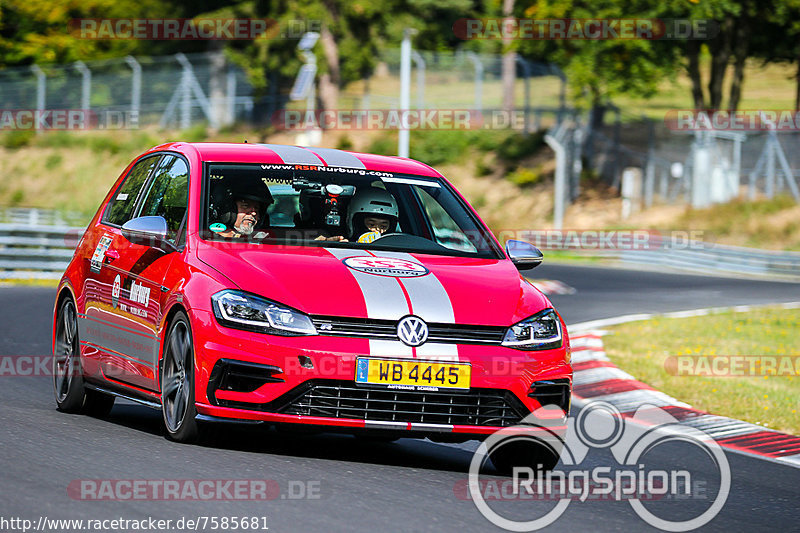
[138, 155, 189, 244]
[415, 187, 477, 252]
[104, 156, 160, 226]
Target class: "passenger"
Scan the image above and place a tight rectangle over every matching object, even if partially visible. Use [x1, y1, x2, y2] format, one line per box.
[346, 188, 399, 242]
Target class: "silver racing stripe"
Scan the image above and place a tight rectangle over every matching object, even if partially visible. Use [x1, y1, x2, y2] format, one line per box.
[373, 251, 459, 360]
[306, 147, 366, 169]
[326, 248, 459, 360]
[325, 249, 413, 358]
[367, 251, 455, 322]
[260, 144, 324, 166]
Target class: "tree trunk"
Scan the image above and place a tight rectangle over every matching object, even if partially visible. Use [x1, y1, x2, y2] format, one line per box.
[501, 0, 515, 113]
[708, 16, 734, 110]
[728, 15, 751, 112]
[686, 40, 705, 109]
[318, 25, 340, 117]
[796, 54, 800, 112]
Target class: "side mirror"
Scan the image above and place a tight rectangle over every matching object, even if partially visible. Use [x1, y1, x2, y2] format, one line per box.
[506, 239, 543, 270]
[121, 216, 175, 251]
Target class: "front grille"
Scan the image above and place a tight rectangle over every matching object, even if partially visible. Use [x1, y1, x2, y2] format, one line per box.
[280, 381, 529, 427]
[311, 316, 506, 345]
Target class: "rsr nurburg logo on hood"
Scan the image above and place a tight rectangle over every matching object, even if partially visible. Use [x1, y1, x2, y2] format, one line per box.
[342, 256, 430, 277]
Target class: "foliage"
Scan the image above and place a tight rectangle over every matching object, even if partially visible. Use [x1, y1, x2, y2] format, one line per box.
[1, 130, 35, 149]
[506, 166, 541, 186]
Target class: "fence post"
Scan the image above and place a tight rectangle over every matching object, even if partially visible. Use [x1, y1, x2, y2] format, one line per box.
[73, 61, 91, 112]
[545, 121, 569, 230]
[125, 56, 141, 123]
[644, 118, 655, 207]
[411, 50, 425, 109]
[398, 29, 413, 158]
[766, 132, 776, 198]
[176, 54, 192, 129]
[465, 52, 483, 112]
[30, 65, 46, 134]
[515, 55, 531, 134]
[227, 68, 237, 125]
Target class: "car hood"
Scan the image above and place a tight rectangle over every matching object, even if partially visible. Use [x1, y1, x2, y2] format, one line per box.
[195, 243, 550, 326]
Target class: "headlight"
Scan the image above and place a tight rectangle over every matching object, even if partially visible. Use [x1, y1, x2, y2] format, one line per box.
[502, 308, 562, 350]
[211, 290, 317, 336]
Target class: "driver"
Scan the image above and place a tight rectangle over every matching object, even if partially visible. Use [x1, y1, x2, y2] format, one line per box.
[346, 188, 399, 242]
[211, 177, 273, 238]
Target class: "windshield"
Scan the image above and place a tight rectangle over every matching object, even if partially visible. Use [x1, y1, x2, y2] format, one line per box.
[201, 163, 500, 258]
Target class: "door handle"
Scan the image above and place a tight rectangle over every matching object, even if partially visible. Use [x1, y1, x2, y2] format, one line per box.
[104, 249, 120, 263]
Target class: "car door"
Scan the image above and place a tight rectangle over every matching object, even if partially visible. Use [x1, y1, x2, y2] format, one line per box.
[80, 154, 162, 388]
[105, 154, 190, 391]
[83, 154, 190, 392]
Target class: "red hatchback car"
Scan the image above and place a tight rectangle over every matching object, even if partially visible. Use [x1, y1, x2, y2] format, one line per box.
[53, 142, 572, 455]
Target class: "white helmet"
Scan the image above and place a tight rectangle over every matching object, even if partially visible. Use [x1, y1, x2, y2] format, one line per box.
[347, 188, 399, 237]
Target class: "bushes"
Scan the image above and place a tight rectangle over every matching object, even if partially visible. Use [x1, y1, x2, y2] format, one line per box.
[2, 130, 35, 149]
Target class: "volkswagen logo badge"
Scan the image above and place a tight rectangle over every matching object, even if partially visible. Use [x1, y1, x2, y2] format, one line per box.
[397, 315, 429, 347]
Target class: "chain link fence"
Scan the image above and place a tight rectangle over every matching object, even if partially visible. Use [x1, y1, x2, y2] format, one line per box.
[0, 52, 256, 130]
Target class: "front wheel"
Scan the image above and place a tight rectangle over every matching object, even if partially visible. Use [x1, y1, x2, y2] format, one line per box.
[161, 311, 199, 442]
[489, 440, 560, 476]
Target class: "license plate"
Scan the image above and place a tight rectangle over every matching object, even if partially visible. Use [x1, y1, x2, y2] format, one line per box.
[355, 358, 470, 391]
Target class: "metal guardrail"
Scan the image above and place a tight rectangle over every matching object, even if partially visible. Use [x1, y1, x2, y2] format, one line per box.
[588, 237, 800, 279]
[0, 223, 83, 280]
[1, 212, 800, 280]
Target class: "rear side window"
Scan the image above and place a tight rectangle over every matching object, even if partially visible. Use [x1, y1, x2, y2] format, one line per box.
[104, 156, 160, 226]
[138, 155, 189, 244]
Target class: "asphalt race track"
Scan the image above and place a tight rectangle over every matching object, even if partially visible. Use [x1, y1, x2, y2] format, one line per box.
[1, 264, 798, 532]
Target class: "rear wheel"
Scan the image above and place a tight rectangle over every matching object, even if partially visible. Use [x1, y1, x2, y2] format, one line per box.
[53, 298, 85, 412]
[53, 297, 117, 416]
[161, 311, 198, 442]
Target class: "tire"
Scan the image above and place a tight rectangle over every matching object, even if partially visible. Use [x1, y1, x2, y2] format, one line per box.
[53, 297, 86, 413]
[489, 439, 560, 476]
[161, 311, 199, 443]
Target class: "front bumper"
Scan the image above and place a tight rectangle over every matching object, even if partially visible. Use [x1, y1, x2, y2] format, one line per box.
[190, 309, 572, 438]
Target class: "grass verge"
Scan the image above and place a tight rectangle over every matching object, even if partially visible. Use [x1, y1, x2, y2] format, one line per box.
[601, 307, 800, 435]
